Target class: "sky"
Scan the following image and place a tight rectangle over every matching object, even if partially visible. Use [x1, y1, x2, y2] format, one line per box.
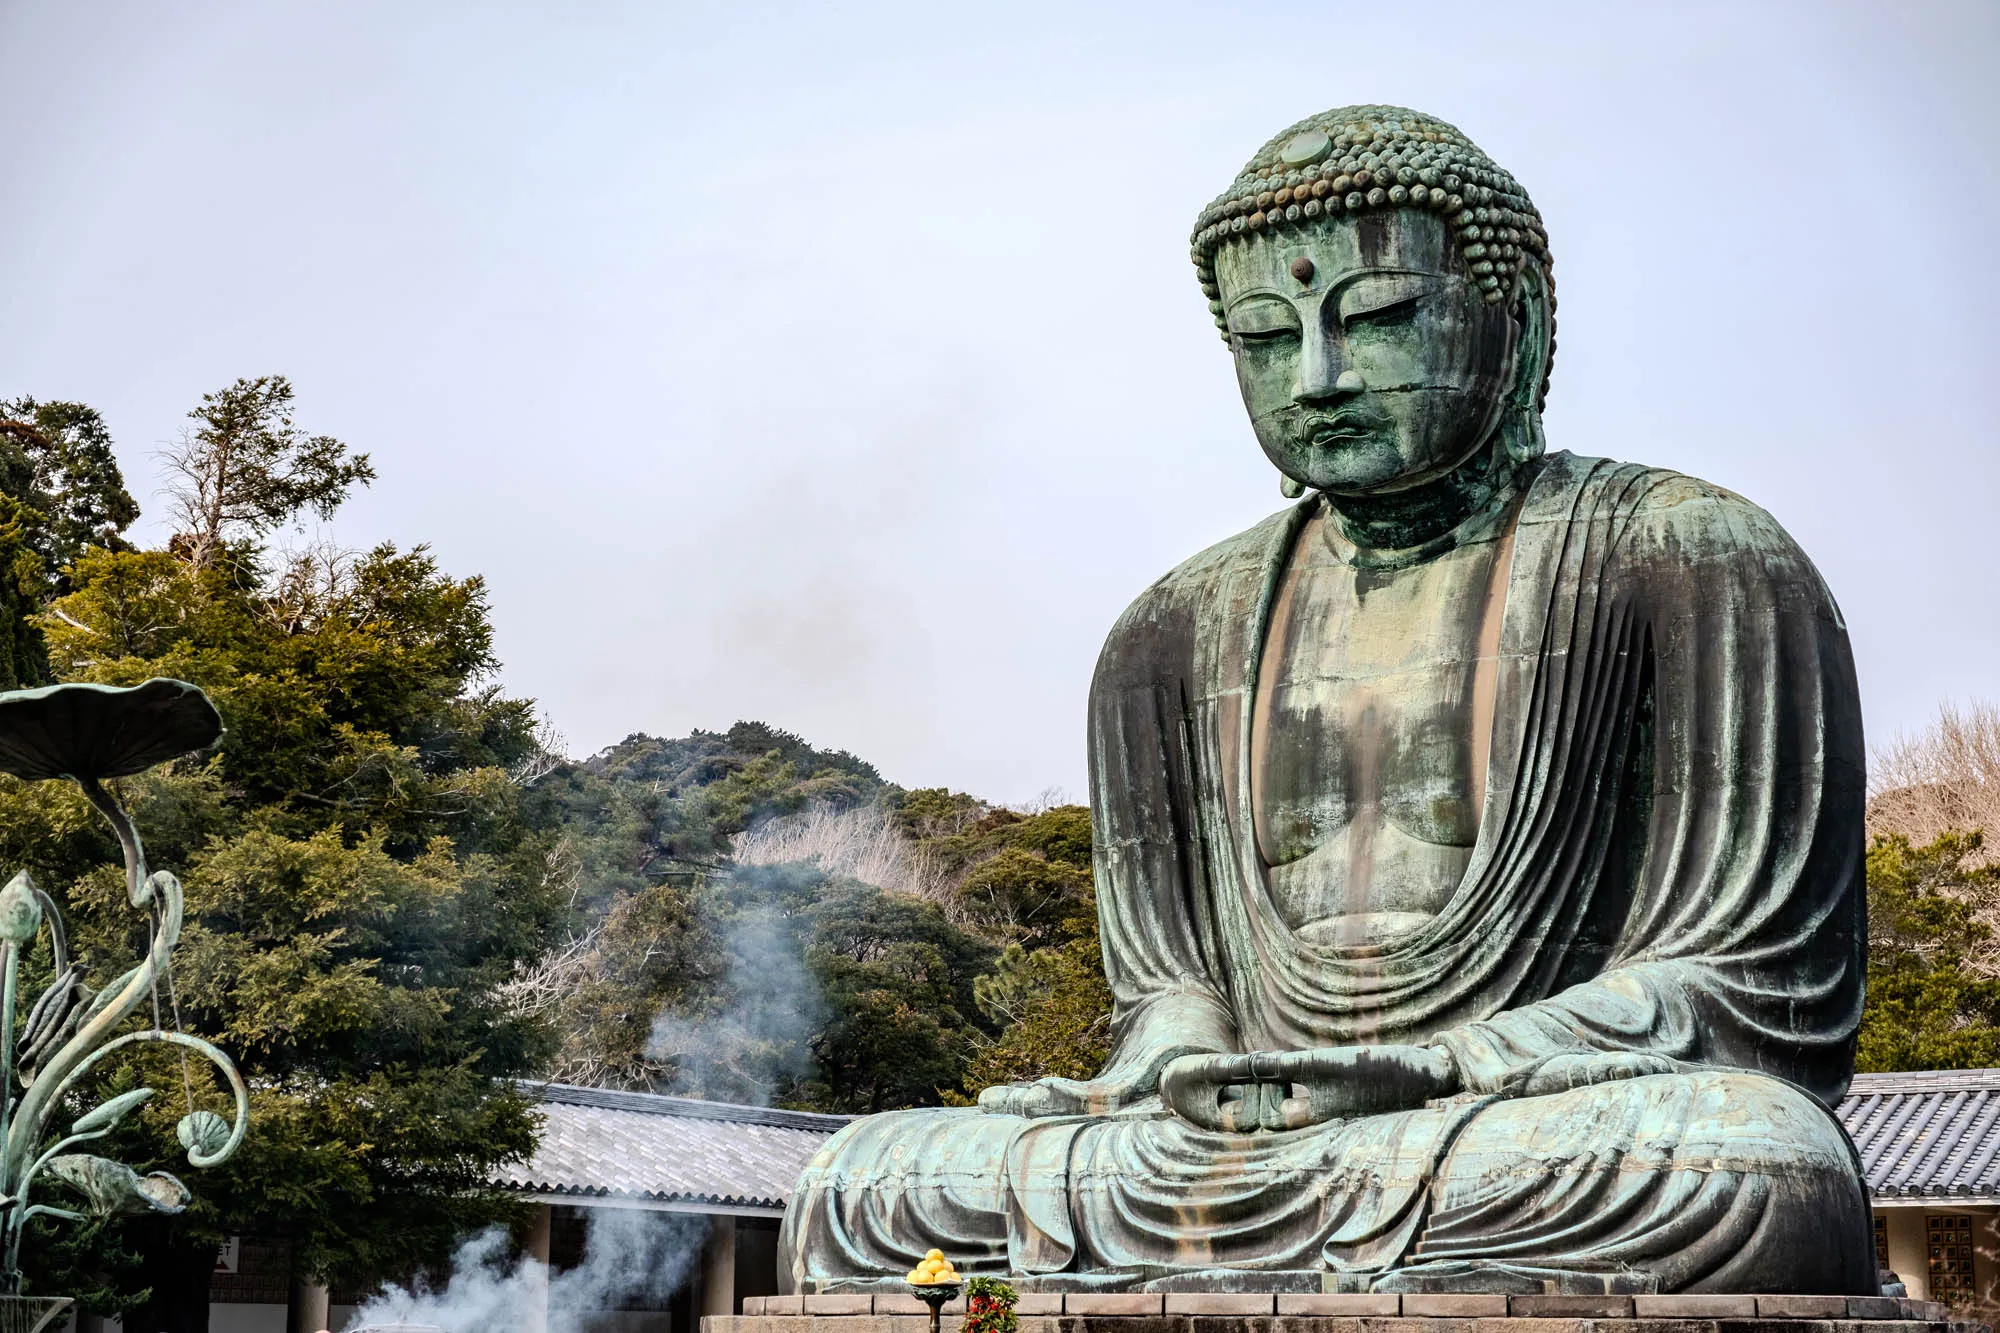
[2, 1, 1995, 804]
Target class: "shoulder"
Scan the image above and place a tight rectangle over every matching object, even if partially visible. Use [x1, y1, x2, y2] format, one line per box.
[1623, 466, 1811, 571]
[1112, 504, 1300, 632]
[1093, 504, 1304, 688]
[1532, 452, 1806, 561]
[1541, 454, 1835, 611]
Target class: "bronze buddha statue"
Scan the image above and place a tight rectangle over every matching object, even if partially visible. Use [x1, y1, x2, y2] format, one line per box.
[779, 105, 1873, 1297]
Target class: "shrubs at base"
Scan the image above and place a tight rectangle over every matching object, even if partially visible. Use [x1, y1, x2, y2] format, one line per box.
[964, 1276, 1019, 1333]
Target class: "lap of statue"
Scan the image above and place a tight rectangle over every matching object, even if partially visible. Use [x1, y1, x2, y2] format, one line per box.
[779, 1069, 1874, 1295]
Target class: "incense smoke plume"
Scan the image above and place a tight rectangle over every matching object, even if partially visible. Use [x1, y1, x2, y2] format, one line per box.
[646, 873, 823, 1107]
[344, 1208, 707, 1332]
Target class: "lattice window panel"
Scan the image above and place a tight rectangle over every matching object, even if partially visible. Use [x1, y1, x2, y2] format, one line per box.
[1928, 1214, 1977, 1305]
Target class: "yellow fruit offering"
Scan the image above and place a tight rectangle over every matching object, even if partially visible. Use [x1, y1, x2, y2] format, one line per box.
[906, 1251, 963, 1285]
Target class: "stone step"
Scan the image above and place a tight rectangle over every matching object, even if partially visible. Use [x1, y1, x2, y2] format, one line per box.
[712, 1304, 1960, 1328]
[732, 1294, 1955, 1323]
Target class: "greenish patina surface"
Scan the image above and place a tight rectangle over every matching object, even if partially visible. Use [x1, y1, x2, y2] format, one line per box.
[781, 107, 1872, 1296]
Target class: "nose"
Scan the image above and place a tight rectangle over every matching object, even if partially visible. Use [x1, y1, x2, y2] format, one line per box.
[1295, 326, 1366, 407]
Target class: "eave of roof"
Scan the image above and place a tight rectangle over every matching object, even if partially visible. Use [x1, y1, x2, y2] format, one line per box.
[1839, 1068, 2000, 1206]
[522, 1080, 851, 1132]
[493, 1081, 851, 1213]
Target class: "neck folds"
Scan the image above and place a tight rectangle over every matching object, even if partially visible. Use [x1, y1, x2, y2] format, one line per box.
[1321, 438, 1524, 561]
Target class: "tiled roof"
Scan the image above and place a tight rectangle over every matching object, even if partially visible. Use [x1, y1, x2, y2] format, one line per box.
[494, 1082, 849, 1214]
[1840, 1068, 2000, 1204]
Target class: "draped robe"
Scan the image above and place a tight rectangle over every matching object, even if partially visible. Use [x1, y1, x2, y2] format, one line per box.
[779, 453, 1875, 1295]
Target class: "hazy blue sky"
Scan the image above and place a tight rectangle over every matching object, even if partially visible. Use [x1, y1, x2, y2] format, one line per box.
[3, 1, 1995, 802]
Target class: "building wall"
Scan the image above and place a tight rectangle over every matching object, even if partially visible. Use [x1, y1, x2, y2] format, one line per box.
[68, 1204, 757, 1333]
[1874, 1204, 2000, 1308]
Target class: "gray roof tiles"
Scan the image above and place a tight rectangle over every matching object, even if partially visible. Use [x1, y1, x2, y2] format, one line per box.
[1839, 1068, 2000, 1203]
[498, 1069, 2000, 1215]
[495, 1082, 850, 1213]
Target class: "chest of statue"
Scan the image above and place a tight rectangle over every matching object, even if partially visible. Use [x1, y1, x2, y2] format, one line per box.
[1250, 509, 1512, 948]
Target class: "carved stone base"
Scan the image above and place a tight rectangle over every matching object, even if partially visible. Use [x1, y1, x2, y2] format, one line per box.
[709, 1293, 1983, 1333]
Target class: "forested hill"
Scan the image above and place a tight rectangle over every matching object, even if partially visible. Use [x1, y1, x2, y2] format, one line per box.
[519, 720, 1113, 1113]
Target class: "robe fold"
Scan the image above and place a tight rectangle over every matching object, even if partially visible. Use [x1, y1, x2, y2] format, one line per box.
[780, 452, 1873, 1294]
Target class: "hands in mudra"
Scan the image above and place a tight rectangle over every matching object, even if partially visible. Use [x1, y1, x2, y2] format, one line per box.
[1160, 1045, 1679, 1131]
[1159, 1044, 1458, 1132]
[973, 1044, 1456, 1128]
[978, 1044, 1677, 1130]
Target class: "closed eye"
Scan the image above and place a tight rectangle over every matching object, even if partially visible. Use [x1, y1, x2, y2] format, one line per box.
[1344, 297, 1421, 328]
[1226, 297, 1302, 343]
[1337, 273, 1440, 328]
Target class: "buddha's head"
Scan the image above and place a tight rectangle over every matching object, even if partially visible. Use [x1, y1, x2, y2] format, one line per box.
[1192, 107, 1555, 499]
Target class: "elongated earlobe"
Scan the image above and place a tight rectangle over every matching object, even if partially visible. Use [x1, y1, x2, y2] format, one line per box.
[1500, 268, 1553, 465]
[1280, 476, 1306, 499]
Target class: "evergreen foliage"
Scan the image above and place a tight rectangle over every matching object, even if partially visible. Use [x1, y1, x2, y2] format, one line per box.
[0, 398, 143, 688]
[0, 381, 558, 1329]
[1856, 830, 2000, 1072]
[160, 375, 376, 572]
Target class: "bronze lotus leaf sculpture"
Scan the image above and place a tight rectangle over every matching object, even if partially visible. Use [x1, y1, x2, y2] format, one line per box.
[0, 679, 222, 784]
[0, 678, 247, 1301]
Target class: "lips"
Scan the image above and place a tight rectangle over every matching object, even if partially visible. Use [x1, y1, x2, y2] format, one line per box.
[1303, 415, 1376, 448]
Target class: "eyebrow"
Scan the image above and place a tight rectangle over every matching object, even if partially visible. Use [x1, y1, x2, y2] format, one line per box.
[1324, 264, 1446, 292]
[1225, 265, 1448, 309]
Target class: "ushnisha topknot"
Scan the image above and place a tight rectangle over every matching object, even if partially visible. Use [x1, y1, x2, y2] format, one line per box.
[1192, 104, 1553, 338]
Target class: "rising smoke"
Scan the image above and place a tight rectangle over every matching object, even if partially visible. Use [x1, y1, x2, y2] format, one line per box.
[344, 1208, 708, 1332]
[645, 871, 824, 1107]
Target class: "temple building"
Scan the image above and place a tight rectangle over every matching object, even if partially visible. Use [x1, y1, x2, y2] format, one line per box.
[196, 1085, 843, 1333]
[1843, 1069, 2000, 1307]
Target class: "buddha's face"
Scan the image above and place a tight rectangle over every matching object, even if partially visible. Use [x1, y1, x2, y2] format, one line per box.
[1214, 209, 1519, 495]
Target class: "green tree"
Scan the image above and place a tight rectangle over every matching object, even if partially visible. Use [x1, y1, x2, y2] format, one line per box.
[0, 382, 558, 1330]
[160, 375, 376, 572]
[0, 398, 143, 688]
[0, 397, 141, 584]
[802, 880, 996, 1112]
[1856, 830, 2000, 1072]
[940, 806, 1112, 1096]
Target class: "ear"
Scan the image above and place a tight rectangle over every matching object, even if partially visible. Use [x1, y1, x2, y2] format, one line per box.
[1498, 265, 1554, 464]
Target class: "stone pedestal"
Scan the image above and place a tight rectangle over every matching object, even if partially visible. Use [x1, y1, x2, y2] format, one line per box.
[707, 1292, 1983, 1333]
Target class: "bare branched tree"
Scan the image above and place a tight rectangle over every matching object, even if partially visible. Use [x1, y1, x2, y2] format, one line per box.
[1870, 700, 2000, 862]
[265, 534, 361, 633]
[509, 718, 571, 789]
[495, 839, 594, 1025]
[733, 802, 945, 900]
[495, 922, 604, 1022]
[160, 375, 376, 571]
